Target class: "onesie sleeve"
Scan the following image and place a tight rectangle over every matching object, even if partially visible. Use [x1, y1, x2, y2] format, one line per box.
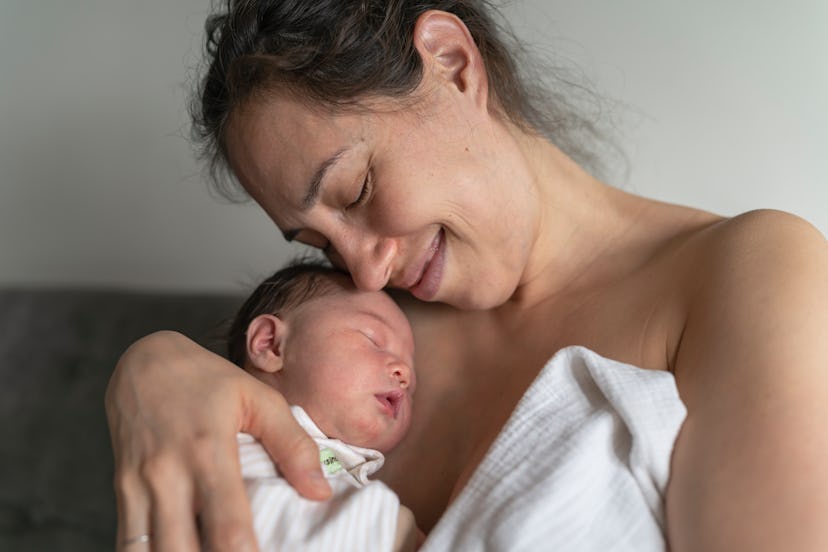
[238, 433, 401, 552]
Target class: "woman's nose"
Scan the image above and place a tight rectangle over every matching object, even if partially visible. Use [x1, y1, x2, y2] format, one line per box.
[336, 233, 396, 292]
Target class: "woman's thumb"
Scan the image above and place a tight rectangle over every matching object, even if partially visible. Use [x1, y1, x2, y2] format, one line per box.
[242, 382, 332, 500]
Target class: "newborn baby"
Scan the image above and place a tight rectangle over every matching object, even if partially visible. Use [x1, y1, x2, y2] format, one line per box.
[226, 261, 419, 551]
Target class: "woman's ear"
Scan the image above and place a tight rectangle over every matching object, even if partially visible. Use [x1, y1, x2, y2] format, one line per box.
[245, 314, 287, 374]
[413, 10, 489, 108]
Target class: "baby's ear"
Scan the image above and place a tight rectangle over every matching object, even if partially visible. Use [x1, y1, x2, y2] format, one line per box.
[245, 314, 286, 374]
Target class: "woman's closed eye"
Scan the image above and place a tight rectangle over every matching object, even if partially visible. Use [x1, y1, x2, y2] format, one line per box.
[347, 170, 372, 209]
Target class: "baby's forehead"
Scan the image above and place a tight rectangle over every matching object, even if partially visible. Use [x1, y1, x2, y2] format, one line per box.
[311, 285, 407, 324]
[317, 284, 397, 314]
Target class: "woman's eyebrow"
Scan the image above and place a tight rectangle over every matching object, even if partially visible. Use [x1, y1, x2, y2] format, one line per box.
[301, 146, 351, 210]
[283, 146, 352, 242]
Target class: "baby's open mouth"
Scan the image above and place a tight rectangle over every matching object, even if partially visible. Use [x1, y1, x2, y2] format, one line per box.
[375, 391, 404, 418]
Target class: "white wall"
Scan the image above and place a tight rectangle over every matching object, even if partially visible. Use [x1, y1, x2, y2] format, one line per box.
[505, 1, 828, 228]
[1, 1, 825, 292]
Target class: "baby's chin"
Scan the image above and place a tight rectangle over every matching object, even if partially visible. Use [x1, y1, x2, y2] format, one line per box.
[344, 419, 410, 454]
[371, 431, 405, 454]
[342, 426, 404, 453]
[306, 406, 410, 452]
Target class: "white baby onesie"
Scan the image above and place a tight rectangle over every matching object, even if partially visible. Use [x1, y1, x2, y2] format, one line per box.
[238, 405, 400, 552]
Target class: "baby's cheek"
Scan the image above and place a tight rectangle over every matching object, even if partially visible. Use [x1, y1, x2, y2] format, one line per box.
[301, 404, 337, 438]
[345, 412, 385, 448]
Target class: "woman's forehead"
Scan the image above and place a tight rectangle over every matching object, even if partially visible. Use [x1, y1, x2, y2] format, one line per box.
[226, 95, 371, 190]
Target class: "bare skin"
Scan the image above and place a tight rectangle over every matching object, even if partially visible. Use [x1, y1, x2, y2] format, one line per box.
[394, 505, 418, 552]
[378, 178, 725, 531]
[106, 9, 828, 552]
[383, 190, 828, 548]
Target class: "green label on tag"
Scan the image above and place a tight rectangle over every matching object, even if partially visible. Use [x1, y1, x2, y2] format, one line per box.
[319, 448, 343, 475]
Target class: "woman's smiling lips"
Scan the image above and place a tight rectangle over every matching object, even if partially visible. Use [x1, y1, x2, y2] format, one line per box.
[407, 229, 446, 301]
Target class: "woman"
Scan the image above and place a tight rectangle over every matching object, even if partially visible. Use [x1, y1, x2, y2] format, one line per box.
[106, 1, 828, 550]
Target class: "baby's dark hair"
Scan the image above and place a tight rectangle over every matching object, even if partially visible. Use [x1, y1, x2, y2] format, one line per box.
[227, 259, 348, 367]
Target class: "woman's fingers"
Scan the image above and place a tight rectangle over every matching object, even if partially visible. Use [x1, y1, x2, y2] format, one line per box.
[244, 381, 332, 501]
[114, 469, 153, 552]
[113, 443, 201, 552]
[263, 427, 332, 500]
[106, 330, 327, 551]
[196, 440, 259, 552]
[147, 458, 200, 552]
[110, 375, 154, 551]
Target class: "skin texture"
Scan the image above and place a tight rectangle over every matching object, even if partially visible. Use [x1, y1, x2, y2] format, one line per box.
[225, 77, 538, 310]
[394, 505, 419, 552]
[243, 284, 416, 453]
[105, 9, 828, 552]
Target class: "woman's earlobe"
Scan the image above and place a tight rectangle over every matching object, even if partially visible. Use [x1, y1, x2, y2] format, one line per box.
[413, 9, 488, 101]
[245, 314, 286, 374]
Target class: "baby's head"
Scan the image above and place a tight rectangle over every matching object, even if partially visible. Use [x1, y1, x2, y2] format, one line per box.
[228, 261, 416, 453]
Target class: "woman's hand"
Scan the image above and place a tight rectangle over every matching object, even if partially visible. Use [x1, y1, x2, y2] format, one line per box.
[105, 331, 331, 551]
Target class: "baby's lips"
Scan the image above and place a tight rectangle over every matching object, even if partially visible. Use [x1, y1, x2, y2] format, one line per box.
[376, 390, 405, 418]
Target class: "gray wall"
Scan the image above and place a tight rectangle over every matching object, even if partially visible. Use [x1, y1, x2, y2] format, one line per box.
[1, 1, 825, 292]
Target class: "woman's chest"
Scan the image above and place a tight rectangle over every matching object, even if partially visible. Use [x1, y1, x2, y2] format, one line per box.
[381, 261, 690, 529]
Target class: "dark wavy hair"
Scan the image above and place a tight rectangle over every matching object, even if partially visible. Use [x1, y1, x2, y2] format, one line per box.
[226, 259, 348, 367]
[191, 0, 614, 198]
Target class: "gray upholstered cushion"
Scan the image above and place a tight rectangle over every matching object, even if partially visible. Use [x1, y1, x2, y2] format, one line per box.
[0, 288, 241, 551]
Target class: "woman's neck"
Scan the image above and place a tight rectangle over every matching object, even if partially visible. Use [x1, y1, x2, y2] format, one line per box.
[508, 130, 713, 309]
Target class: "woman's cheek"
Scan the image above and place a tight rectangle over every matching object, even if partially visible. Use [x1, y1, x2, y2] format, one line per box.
[369, 196, 428, 235]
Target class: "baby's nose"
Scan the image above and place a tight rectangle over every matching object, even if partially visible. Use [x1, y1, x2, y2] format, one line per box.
[391, 364, 410, 389]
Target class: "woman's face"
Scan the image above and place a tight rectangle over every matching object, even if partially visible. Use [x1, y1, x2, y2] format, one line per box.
[224, 86, 540, 310]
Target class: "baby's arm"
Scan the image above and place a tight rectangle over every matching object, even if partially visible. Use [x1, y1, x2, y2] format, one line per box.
[394, 504, 419, 552]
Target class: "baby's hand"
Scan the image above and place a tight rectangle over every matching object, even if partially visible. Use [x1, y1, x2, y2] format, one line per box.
[394, 504, 420, 551]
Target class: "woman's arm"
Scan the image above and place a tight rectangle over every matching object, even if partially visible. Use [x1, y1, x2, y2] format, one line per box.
[105, 330, 331, 552]
[667, 210, 828, 551]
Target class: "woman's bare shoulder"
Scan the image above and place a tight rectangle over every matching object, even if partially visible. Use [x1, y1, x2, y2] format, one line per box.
[681, 208, 826, 315]
[665, 209, 825, 308]
[674, 208, 828, 382]
[696, 208, 825, 255]
[665, 209, 828, 549]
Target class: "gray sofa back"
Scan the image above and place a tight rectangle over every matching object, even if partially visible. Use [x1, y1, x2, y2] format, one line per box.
[0, 288, 241, 551]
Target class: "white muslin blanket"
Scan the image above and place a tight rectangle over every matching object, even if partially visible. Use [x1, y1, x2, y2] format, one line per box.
[421, 345, 687, 552]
